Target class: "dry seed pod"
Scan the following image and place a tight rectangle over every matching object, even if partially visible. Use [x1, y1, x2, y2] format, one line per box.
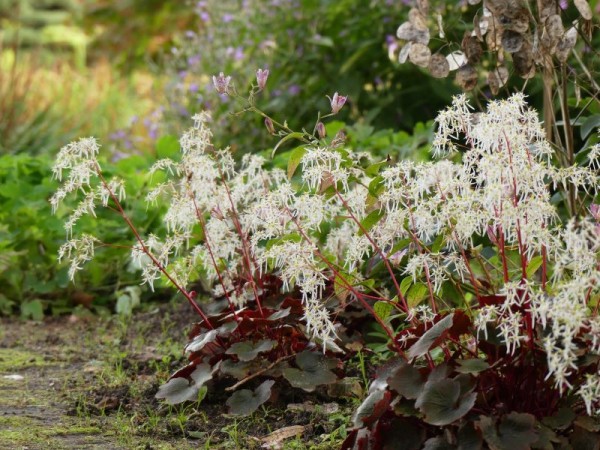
[409, 8, 428, 31]
[538, 0, 558, 21]
[502, 30, 524, 53]
[500, 8, 530, 34]
[463, 32, 484, 64]
[398, 42, 412, 64]
[513, 40, 536, 78]
[436, 13, 445, 39]
[486, 0, 508, 15]
[417, 0, 429, 15]
[486, 24, 503, 51]
[409, 43, 432, 68]
[473, 14, 490, 41]
[488, 65, 509, 95]
[555, 26, 578, 63]
[396, 22, 430, 45]
[429, 53, 450, 78]
[543, 14, 564, 51]
[446, 51, 468, 71]
[456, 64, 478, 91]
[574, 0, 593, 21]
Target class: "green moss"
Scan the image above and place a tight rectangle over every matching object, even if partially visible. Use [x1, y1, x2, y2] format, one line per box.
[0, 415, 102, 448]
[0, 348, 48, 372]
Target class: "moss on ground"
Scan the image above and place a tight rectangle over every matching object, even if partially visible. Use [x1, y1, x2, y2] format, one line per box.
[0, 348, 48, 372]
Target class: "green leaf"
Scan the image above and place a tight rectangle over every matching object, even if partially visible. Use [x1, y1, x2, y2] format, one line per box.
[431, 234, 445, 253]
[379, 417, 425, 450]
[455, 358, 490, 374]
[374, 301, 393, 322]
[477, 413, 538, 450]
[423, 436, 454, 449]
[415, 377, 476, 426]
[542, 407, 575, 431]
[365, 159, 389, 177]
[407, 283, 429, 308]
[21, 299, 44, 321]
[271, 132, 305, 158]
[156, 135, 180, 159]
[580, 115, 600, 140]
[387, 359, 425, 400]
[155, 364, 212, 405]
[225, 340, 276, 362]
[286, 146, 306, 179]
[571, 425, 600, 450]
[358, 209, 384, 236]
[283, 351, 338, 392]
[226, 379, 274, 416]
[526, 256, 544, 278]
[367, 175, 384, 197]
[400, 276, 413, 297]
[458, 421, 484, 450]
[408, 314, 454, 360]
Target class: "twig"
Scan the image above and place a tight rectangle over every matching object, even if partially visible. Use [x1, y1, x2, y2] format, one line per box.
[225, 354, 296, 392]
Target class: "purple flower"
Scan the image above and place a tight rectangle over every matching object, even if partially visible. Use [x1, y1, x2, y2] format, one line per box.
[212, 72, 231, 94]
[234, 46, 244, 61]
[288, 84, 301, 96]
[187, 54, 201, 67]
[559, 0, 568, 10]
[327, 92, 347, 114]
[591, 204, 600, 220]
[256, 68, 269, 90]
[222, 13, 233, 23]
[200, 11, 210, 22]
[189, 83, 199, 93]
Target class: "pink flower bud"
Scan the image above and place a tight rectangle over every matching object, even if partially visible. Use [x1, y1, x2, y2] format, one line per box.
[256, 68, 269, 90]
[591, 203, 600, 220]
[212, 72, 231, 94]
[327, 92, 347, 114]
[264, 117, 275, 135]
[316, 122, 326, 139]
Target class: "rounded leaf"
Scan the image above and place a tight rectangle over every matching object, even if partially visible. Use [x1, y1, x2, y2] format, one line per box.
[429, 53, 450, 78]
[283, 351, 338, 392]
[415, 377, 477, 426]
[225, 339, 276, 362]
[226, 379, 275, 416]
[409, 43, 432, 68]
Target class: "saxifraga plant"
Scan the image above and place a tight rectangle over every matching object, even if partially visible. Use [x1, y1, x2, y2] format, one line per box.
[52, 68, 599, 447]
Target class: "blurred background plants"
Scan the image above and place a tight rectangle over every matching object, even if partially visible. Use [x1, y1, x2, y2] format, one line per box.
[1, 0, 599, 324]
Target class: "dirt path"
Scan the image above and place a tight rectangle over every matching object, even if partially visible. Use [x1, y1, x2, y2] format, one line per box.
[0, 305, 200, 449]
[0, 303, 350, 449]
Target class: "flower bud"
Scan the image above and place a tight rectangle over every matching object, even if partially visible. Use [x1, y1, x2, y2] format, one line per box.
[256, 68, 269, 90]
[591, 203, 600, 220]
[264, 117, 275, 135]
[212, 72, 231, 94]
[316, 122, 326, 139]
[327, 92, 347, 114]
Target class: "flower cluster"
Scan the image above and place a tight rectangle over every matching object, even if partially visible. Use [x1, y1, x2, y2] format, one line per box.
[53, 92, 599, 414]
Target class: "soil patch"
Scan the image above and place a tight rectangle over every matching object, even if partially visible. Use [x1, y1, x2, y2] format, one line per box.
[0, 301, 353, 448]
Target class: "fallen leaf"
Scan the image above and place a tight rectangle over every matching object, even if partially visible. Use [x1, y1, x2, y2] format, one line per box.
[261, 425, 305, 449]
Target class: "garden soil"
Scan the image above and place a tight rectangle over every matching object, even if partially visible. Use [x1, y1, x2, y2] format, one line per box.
[0, 302, 349, 449]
